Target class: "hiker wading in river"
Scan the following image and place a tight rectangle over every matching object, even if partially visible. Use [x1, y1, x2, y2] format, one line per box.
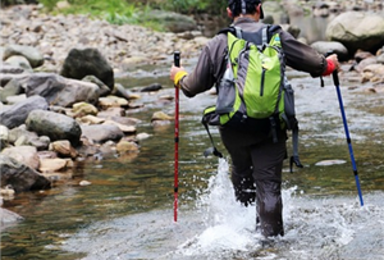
[170, 0, 339, 237]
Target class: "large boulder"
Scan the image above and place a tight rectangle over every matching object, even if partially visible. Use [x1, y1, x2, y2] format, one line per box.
[0, 154, 51, 193]
[60, 48, 114, 90]
[19, 73, 100, 107]
[325, 11, 384, 54]
[0, 95, 48, 129]
[25, 110, 82, 147]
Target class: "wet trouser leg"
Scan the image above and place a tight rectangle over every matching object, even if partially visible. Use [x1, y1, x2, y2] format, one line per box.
[229, 147, 256, 207]
[251, 139, 285, 237]
[220, 127, 286, 237]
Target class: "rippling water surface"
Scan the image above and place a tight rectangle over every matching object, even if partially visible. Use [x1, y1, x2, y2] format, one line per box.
[1, 65, 384, 260]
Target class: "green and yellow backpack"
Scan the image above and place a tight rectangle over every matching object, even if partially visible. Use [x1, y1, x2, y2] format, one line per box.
[202, 25, 303, 172]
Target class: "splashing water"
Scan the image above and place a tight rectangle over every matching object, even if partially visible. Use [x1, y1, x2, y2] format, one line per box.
[63, 158, 384, 260]
[177, 158, 259, 258]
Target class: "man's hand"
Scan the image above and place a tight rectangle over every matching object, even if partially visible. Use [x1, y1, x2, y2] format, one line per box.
[323, 53, 340, 76]
[170, 65, 188, 88]
[326, 54, 340, 71]
[170, 65, 186, 81]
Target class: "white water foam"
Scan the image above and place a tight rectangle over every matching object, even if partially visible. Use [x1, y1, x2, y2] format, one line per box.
[63, 158, 384, 260]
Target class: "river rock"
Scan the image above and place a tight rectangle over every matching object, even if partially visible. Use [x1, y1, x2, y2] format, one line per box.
[81, 124, 124, 143]
[0, 64, 25, 74]
[15, 134, 50, 151]
[97, 107, 125, 118]
[0, 154, 51, 192]
[60, 48, 114, 89]
[82, 75, 111, 97]
[140, 83, 162, 92]
[19, 73, 100, 107]
[151, 111, 173, 121]
[102, 120, 136, 134]
[78, 115, 105, 125]
[0, 207, 24, 230]
[0, 125, 9, 149]
[38, 158, 69, 173]
[136, 132, 151, 141]
[72, 102, 98, 118]
[8, 124, 50, 150]
[3, 44, 44, 68]
[111, 83, 135, 101]
[315, 159, 347, 166]
[310, 41, 349, 61]
[1, 145, 40, 170]
[0, 73, 26, 95]
[361, 63, 384, 83]
[6, 94, 27, 105]
[325, 11, 384, 54]
[116, 139, 139, 155]
[354, 50, 375, 62]
[25, 110, 82, 147]
[0, 95, 48, 129]
[4, 55, 33, 72]
[354, 57, 378, 73]
[98, 96, 129, 109]
[377, 53, 384, 64]
[145, 10, 197, 33]
[49, 140, 78, 158]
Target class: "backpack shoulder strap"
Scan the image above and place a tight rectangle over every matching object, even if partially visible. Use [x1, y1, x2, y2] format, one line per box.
[217, 26, 236, 36]
[217, 26, 243, 39]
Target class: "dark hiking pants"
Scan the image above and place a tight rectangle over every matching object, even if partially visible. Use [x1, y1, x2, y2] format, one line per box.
[219, 125, 286, 237]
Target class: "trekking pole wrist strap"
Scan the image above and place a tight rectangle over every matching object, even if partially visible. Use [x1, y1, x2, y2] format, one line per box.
[174, 71, 188, 88]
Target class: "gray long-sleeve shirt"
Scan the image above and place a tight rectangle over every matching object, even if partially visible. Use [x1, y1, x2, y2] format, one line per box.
[180, 17, 328, 97]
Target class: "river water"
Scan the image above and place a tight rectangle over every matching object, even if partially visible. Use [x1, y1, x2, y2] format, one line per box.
[1, 62, 384, 259]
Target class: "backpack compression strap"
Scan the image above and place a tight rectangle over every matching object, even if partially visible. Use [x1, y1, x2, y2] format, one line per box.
[290, 124, 303, 173]
[201, 109, 223, 158]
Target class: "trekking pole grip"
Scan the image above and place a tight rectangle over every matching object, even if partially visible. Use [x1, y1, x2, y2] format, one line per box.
[332, 70, 340, 87]
[174, 51, 180, 68]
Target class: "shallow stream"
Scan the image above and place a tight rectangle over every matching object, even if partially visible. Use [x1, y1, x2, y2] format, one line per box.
[1, 63, 384, 260]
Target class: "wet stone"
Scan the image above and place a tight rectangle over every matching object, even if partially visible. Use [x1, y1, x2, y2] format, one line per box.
[315, 159, 347, 166]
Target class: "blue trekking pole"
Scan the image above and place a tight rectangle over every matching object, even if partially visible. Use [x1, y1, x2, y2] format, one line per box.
[332, 70, 364, 206]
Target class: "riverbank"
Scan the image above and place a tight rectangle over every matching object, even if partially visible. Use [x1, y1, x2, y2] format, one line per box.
[0, 4, 208, 76]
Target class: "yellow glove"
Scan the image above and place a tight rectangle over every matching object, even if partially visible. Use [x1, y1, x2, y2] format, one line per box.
[174, 71, 188, 88]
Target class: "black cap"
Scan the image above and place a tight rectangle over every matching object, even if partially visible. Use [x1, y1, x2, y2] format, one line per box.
[228, 0, 264, 19]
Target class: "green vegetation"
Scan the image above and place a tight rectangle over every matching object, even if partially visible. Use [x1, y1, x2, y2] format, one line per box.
[32, 0, 228, 30]
[3, 0, 278, 30]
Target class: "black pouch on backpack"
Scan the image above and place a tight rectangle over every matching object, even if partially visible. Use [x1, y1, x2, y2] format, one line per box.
[280, 78, 297, 130]
[215, 60, 236, 115]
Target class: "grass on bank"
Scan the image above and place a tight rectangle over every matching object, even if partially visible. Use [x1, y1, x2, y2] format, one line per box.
[37, 0, 228, 31]
[39, 0, 164, 30]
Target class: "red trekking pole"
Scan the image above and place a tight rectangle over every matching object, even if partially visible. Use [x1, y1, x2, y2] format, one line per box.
[174, 51, 180, 222]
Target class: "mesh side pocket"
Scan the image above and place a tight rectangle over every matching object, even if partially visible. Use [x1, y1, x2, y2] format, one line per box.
[216, 65, 236, 115]
[282, 78, 297, 129]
